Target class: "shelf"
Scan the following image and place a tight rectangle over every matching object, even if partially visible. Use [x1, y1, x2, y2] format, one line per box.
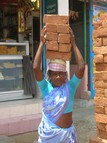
[0, 55, 23, 60]
[18, 29, 32, 34]
[0, 66, 23, 69]
[0, 78, 23, 81]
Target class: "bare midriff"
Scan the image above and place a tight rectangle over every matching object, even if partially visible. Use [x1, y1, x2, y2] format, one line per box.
[55, 112, 72, 128]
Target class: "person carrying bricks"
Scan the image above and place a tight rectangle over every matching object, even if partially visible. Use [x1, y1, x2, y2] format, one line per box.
[33, 24, 85, 143]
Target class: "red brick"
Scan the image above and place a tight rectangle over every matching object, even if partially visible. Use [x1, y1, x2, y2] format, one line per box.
[46, 41, 58, 51]
[105, 89, 107, 98]
[95, 93, 105, 97]
[93, 55, 103, 63]
[89, 137, 105, 143]
[103, 37, 107, 46]
[100, 14, 107, 20]
[94, 80, 104, 88]
[94, 96, 107, 107]
[95, 106, 105, 114]
[95, 88, 104, 96]
[103, 82, 107, 89]
[96, 122, 106, 131]
[105, 107, 107, 114]
[93, 21, 102, 30]
[104, 54, 107, 63]
[93, 29, 100, 38]
[102, 71, 107, 80]
[97, 129, 107, 139]
[93, 46, 107, 55]
[58, 34, 71, 44]
[94, 96, 107, 106]
[93, 38, 102, 47]
[96, 64, 107, 71]
[46, 32, 58, 41]
[46, 50, 71, 61]
[46, 23, 57, 33]
[99, 28, 107, 37]
[95, 113, 107, 124]
[57, 24, 69, 34]
[93, 28, 107, 38]
[59, 43, 71, 52]
[94, 71, 103, 81]
[94, 80, 107, 89]
[94, 96, 104, 106]
[94, 71, 107, 82]
[43, 14, 69, 24]
[102, 20, 107, 28]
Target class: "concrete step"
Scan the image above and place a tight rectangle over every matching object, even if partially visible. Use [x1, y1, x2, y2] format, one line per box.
[0, 114, 41, 136]
[0, 99, 42, 136]
[74, 98, 94, 109]
[0, 135, 15, 143]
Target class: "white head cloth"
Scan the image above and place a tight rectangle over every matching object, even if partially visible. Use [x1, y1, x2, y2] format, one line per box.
[47, 59, 66, 72]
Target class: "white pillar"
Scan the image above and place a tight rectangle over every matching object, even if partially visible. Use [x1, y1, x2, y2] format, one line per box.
[58, 0, 70, 79]
[58, 0, 69, 15]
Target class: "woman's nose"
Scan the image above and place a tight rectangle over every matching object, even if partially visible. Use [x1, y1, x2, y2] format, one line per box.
[56, 74, 60, 78]
[56, 73, 61, 78]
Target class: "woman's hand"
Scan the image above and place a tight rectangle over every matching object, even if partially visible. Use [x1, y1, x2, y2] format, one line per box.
[69, 10, 79, 20]
[40, 26, 46, 44]
[33, 27, 46, 81]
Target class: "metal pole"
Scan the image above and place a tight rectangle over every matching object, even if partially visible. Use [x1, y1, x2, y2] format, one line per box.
[84, 0, 87, 63]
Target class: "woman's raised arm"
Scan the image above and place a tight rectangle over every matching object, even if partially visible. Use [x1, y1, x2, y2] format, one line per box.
[33, 27, 46, 81]
[70, 28, 85, 79]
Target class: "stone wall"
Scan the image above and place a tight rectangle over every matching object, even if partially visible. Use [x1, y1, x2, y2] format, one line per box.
[92, 13, 107, 141]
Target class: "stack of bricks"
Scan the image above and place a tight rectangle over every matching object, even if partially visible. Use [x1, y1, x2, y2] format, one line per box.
[90, 13, 107, 143]
[43, 14, 72, 61]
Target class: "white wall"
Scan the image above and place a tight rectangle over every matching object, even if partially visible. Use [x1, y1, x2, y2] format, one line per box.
[58, 0, 69, 16]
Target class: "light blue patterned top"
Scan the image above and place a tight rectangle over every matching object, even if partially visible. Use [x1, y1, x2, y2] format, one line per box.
[37, 74, 81, 113]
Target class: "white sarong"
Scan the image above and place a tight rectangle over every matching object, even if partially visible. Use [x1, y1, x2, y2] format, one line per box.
[38, 112, 78, 143]
[36, 83, 78, 143]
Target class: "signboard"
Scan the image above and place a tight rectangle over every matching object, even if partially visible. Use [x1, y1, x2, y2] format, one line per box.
[45, 0, 58, 14]
[93, 4, 107, 22]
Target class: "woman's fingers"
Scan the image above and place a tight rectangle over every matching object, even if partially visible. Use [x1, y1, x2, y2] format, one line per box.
[40, 26, 46, 43]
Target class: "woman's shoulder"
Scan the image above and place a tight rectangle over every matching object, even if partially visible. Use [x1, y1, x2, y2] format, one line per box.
[69, 74, 82, 87]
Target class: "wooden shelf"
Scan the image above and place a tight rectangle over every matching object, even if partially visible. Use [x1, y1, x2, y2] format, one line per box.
[18, 29, 32, 34]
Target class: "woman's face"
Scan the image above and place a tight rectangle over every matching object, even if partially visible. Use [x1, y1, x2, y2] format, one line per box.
[48, 70, 67, 87]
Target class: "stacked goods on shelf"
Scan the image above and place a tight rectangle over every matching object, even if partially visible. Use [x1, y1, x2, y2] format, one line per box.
[0, 46, 18, 55]
[92, 13, 107, 142]
[7, 47, 17, 55]
[0, 46, 7, 54]
[43, 14, 72, 61]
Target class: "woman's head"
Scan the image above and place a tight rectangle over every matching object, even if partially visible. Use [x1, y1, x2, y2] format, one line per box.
[47, 59, 67, 87]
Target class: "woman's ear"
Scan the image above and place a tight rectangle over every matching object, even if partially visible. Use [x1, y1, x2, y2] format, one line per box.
[65, 72, 68, 79]
[47, 70, 51, 76]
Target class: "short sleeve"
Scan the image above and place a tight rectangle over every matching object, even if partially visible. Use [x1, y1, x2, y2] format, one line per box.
[69, 74, 81, 89]
[37, 78, 48, 90]
[37, 78, 53, 98]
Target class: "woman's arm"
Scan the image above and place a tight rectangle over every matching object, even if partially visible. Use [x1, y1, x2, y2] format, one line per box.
[33, 27, 46, 81]
[70, 29, 85, 79]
